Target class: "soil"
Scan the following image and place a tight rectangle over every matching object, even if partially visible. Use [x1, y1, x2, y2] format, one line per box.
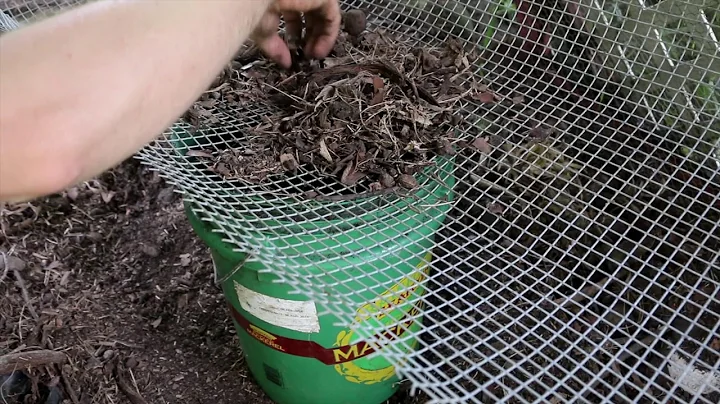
[184, 19, 492, 199]
[0, 159, 431, 404]
[0, 160, 264, 404]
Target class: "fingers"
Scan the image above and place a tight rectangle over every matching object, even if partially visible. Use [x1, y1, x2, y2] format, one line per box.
[258, 0, 341, 67]
[282, 11, 303, 44]
[252, 11, 292, 69]
[302, 0, 341, 59]
[259, 34, 292, 69]
[273, 0, 330, 13]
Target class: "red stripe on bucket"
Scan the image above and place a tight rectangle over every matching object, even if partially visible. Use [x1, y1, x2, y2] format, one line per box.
[228, 303, 418, 366]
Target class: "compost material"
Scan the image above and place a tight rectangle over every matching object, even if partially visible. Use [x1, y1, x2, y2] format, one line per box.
[0, 158, 429, 404]
[0, 159, 287, 404]
[187, 14, 491, 193]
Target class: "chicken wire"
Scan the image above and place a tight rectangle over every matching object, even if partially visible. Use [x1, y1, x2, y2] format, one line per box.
[3, 0, 720, 403]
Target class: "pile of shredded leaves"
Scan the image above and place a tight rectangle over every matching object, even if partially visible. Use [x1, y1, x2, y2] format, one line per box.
[185, 16, 495, 194]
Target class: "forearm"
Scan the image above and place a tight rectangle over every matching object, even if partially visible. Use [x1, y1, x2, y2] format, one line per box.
[0, 0, 272, 202]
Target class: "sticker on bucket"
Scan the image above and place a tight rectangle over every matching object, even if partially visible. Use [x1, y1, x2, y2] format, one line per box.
[230, 303, 424, 364]
[333, 252, 431, 385]
[233, 281, 321, 333]
[226, 253, 431, 384]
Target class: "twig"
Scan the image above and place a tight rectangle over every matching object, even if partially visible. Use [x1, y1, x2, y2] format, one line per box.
[629, 370, 647, 392]
[609, 361, 630, 402]
[61, 364, 80, 404]
[0, 350, 68, 373]
[553, 276, 611, 310]
[95, 340, 144, 349]
[469, 174, 521, 199]
[582, 335, 657, 400]
[0, 252, 10, 284]
[616, 335, 657, 363]
[115, 364, 148, 404]
[13, 268, 39, 320]
[203, 82, 229, 94]
[276, 71, 303, 88]
[437, 88, 474, 105]
[262, 82, 314, 108]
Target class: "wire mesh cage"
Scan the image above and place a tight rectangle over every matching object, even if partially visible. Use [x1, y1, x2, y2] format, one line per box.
[3, 0, 719, 403]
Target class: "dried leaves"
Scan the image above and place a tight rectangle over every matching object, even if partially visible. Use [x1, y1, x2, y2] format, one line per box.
[471, 136, 492, 154]
[318, 139, 332, 162]
[280, 153, 298, 171]
[194, 27, 489, 192]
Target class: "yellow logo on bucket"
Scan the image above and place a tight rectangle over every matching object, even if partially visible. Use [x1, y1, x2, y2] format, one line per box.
[332, 253, 431, 385]
[248, 324, 285, 352]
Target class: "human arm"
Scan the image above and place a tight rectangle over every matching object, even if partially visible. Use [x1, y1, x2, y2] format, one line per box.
[0, 0, 340, 203]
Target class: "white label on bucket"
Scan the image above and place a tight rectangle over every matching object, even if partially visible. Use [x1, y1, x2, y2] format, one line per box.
[233, 281, 321, 333]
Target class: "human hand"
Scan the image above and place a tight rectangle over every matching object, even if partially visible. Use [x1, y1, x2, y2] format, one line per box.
[252, 0, 341, 69]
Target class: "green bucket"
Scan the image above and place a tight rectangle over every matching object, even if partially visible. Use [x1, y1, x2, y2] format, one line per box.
[183, 152, 455, 403]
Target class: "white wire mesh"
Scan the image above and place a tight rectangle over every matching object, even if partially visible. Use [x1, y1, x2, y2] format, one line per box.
[4, 0, 719, 403]
[0, 0, 84, 24]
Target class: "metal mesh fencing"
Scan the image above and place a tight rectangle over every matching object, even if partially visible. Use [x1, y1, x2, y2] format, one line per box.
[4, 0, 719, 403]
[0, 0, 84, 25]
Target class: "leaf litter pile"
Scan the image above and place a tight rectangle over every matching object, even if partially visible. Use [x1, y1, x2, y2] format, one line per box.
[186, 10, 492, 198]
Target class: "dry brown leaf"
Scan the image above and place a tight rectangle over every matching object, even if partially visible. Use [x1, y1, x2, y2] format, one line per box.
[529, 126, 554, 140]
[46, 260, 62, 270]
[422, 51, 439, 71]
[454, 54, 466, 68]
[318, 108, 331, 129]
[197, 99, 218, 108]
[367, 75, 386, 106]
[66, 187, 79, 201]
[413, 112, 433, 127]
[397, 174, 418, 189]
[549, 394, 568, 404]
[369, 182, 383, 191]
[369, 88, 386, 106]
[380, 173, 395, 188]
[487, 203, 505, 215]
[101, 191, 115, 204]
[471, 137, 492, 154]
[280, 153, 299, 171]
[438, 138, 455, 156]
[323, 57, 353, 68]
[340, 162, 366, 186]
[476, 92, 495, 103]
[319, 139, 333, 162]
[372, 75, 384, 91]
[0, 255, 25, 273]
[59, 271, 71, 287]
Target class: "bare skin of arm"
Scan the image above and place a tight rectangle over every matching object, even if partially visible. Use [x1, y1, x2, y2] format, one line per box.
[0, 0, 340, 203]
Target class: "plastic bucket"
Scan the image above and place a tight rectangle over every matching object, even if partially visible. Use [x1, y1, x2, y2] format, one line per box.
[184, 158, 455, 404]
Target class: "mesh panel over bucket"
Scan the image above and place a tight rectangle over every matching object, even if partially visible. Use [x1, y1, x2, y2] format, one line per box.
[4, 0, 719, 403]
